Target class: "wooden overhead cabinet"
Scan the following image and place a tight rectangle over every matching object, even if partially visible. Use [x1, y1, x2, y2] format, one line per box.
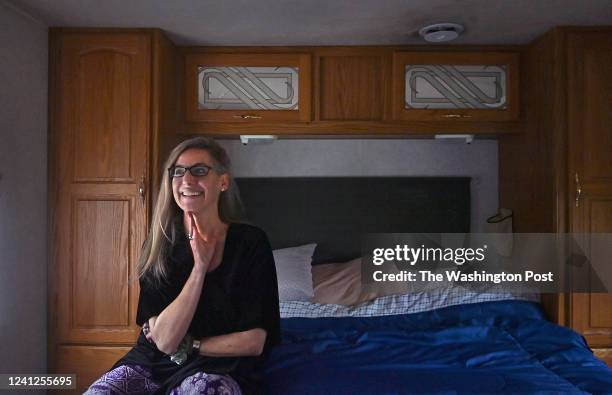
[184, 52, 312, 123]
[317, 51, 388, 121]
[393, 51, 520, 122]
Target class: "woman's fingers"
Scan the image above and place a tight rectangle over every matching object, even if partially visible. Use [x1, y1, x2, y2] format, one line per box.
[143, 323, 153, 343]
[186, 213, 218, 271]
[188, 212, 196, 239]
[145, 316, 157, 344]
[193, 236, 216, 272]
[191, 213, 207, 242]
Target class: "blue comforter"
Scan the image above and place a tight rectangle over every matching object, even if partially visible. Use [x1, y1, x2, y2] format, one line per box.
[263, 301, 612, 394]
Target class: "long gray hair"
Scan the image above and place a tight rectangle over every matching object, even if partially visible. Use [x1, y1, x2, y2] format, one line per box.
[137, 137, 245, 283]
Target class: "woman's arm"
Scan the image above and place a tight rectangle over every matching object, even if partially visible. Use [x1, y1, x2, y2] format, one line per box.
[149, 214, 216, 354]
[197, 328, 267, 357]
[148, 267, 206, 354]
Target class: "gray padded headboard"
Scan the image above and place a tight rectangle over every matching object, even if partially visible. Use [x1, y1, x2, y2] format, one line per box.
[236, 177, 470, 264]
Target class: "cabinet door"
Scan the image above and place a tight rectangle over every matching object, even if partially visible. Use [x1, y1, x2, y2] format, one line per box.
[318, 53, 388, 121]
[184, 53, 311, 122]
[50, 32, 149, 346]
[392, 52, 519, 121]
[568, 31, 612, 352]
[54, 345, 132, 394]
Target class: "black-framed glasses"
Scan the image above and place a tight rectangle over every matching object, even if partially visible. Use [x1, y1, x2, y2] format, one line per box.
[168, 164, 214, 178]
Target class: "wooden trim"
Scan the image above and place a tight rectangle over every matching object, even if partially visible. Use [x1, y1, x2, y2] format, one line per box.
[498, 30, 562, 323]
[49, 27, 158, 34]
[593, 348, 612, 367]
[151, 30, 179, 203]
[47, 27, 61, 375]
[179, 45, 525, 54]
[180, 120, 522, 135]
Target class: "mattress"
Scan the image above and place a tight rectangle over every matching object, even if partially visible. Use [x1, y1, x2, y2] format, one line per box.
[263, 300, 612, 394]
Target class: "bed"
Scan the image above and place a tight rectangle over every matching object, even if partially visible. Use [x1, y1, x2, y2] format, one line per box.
[236, 177, 612, 394]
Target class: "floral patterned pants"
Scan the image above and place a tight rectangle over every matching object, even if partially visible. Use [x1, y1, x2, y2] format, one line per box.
[84, 364, 243, 395]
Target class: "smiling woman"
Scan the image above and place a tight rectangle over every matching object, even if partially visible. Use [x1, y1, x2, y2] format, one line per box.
[84, 137, 281, 395]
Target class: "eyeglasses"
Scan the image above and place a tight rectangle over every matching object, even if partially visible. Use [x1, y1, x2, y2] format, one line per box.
[168, 164, 214, 178]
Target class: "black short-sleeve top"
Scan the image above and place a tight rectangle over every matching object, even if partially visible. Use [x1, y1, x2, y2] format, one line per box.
[114, 223, 281, 395]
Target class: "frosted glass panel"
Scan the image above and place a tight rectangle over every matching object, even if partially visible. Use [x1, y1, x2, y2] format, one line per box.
[405, 65, 507, 109]
[198, 66, 299, 110]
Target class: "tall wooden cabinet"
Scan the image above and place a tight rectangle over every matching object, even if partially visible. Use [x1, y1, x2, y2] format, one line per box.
[48, 29, 177, 393]
[499, 27, 612, 366]
[567, 30, 612, 359]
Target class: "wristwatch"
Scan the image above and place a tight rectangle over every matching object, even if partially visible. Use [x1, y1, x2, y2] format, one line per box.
[169, 335, 193, 365]
[168, 335, 202, 365]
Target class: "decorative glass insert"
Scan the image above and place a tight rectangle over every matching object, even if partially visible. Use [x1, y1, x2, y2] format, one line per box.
[198, 66, 299, 110]
[405, 65, 507, 109]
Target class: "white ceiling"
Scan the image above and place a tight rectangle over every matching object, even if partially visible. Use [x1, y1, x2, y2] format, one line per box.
[7, 0, 612, 46]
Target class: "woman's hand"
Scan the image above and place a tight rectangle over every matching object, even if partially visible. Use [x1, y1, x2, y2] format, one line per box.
[143, 315, 158, 344]
[188, 213, 216, 273]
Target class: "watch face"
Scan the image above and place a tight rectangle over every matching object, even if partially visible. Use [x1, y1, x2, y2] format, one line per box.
[170, 351, 187, 365]
[170, 335, 193, 365]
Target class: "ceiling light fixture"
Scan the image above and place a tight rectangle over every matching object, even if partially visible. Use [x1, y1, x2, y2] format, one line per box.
[419, 23, 465, 43]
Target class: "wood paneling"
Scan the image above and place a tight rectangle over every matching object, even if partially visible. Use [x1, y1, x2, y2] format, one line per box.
[151, 31, 179, 200]
[499, 32, 565, 233]
[499, 30, 567, 324]
[567, 31, 612, 188]
[54, 345, 132, 394]
[59, 34, 149, 183]
[571, 197, 612, 346]
[73, 199, 130, 327]
[319, 55, 385, 121]
[588, 200, 612, 330]
[75, 51, 131, 180]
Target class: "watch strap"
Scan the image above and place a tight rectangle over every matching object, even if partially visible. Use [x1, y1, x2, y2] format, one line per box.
[192, 338, 201, 355]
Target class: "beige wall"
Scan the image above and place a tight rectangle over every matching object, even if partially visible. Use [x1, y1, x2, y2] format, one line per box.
[0, 0, 48, 380]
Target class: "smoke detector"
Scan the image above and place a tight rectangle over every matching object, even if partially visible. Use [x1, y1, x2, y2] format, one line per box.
[419, 23, 464, 43]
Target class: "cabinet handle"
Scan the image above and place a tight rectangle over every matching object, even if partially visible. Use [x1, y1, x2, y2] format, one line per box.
[232, 114, 263, 120]
[138, 175, 146, 203]
[575, 172, 582, 207]
[441, 114, 472, 119]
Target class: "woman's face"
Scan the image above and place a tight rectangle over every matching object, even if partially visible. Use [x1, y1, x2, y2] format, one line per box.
[171, 148, 229, 215]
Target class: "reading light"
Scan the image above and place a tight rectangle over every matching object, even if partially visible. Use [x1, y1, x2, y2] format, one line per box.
[434, 134, 475, 144]
[239, 135, 278, 145]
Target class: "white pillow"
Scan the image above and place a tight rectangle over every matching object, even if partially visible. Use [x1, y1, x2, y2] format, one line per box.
[273, 243, 317, 301]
